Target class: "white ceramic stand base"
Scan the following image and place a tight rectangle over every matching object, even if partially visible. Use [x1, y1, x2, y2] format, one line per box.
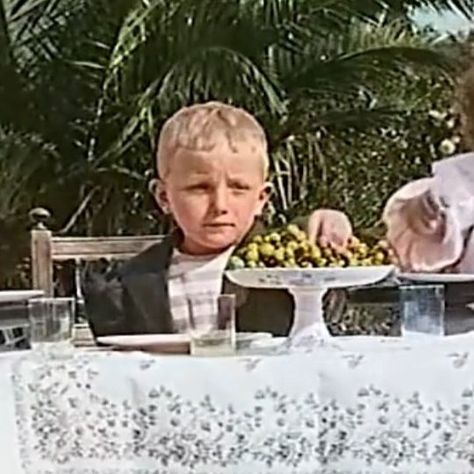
[288, 287, 331, 338]
[225, 266, 394, 341]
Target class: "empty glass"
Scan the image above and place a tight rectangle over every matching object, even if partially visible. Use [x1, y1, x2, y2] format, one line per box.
[188, 294, 236, 356]
[399, 284, 445, 338]
[28, 297, 75, 353]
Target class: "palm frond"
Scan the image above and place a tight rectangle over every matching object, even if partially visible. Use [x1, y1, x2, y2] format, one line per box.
[404, 0, 474, 17]
[326, 0, 474, 19]
[283, 19, 455, 94]
[0, 126, 57, 219]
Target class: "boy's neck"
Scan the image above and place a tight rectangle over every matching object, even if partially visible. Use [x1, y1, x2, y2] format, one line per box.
[177, 237, 234, 257]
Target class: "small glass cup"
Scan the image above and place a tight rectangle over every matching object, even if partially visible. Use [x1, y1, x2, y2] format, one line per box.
[28, 297, 75, 354]
[188, 294, 236, 356]
[399, 284, 445, 338]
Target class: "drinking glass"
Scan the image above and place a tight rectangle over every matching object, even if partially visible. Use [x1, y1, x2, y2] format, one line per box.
[399, 284, 445, 338]
[28, 297, 75, 353]
[188, 294, 236, 356]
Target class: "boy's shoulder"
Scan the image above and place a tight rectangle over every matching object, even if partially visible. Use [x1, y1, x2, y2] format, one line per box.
[118, 234, 174, 277]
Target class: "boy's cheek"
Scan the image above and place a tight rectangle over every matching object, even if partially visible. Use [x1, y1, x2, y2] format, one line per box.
[173, 199, 206, 218]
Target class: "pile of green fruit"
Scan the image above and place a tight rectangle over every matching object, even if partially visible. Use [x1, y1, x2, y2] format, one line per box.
[228, 224, 394, 270]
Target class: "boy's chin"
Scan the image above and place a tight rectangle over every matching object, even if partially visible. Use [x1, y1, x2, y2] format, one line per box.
[201, 235, 238, 252]
[194, 232, 241, 253]
[181, 227, 249, 254]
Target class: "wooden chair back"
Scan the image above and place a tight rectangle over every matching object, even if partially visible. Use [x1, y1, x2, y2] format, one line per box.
[29, 207, 163, 296]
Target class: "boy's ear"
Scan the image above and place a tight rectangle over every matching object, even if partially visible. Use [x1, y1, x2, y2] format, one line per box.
[254, 181, 273, 217]
[263, 181, 274, 196]
[148, 178, 158, 195]
[150, 178, 170, 214]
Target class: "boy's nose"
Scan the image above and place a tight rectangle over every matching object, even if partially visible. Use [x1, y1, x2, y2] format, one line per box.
[211, 187, 229, 214]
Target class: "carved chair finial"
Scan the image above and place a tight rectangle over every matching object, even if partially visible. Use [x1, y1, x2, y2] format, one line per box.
[29, 207, 51, 230]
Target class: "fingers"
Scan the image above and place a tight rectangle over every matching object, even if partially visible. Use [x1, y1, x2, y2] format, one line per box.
[307, 210, 353, 249]
[318, 235, 328, 248]
[320, 233, 345, 251]
[420, 191, 442, 220]
[399, 239, 415, 272]
[403, 192, 445, 238]
[317, 223, 352, 249]
[411, 212, 446, 239]
[307, 215, 322, 243]
[387, 229, 413, 271]
[387, 224, 449, 272]
[418, 193, 444, 233]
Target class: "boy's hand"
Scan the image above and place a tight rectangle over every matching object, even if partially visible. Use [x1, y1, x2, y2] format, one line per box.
[307, 209, 353, 251]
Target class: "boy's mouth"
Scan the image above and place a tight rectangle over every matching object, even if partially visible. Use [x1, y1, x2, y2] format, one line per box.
[204, 222, 235, 228]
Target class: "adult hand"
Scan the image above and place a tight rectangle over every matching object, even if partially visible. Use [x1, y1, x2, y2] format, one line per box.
[385, 189, 451, 272]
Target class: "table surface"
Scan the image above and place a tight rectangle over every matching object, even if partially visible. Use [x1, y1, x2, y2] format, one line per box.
[2, 334, 474, 474]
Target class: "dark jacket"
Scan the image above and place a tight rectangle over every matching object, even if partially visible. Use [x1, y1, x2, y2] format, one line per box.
[83, 233, 296, 337]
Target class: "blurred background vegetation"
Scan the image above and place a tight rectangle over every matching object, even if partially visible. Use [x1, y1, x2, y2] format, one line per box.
[1, 0, 474, 286]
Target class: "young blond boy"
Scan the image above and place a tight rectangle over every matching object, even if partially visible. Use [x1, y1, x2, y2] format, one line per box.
[84, 102, 352, 337]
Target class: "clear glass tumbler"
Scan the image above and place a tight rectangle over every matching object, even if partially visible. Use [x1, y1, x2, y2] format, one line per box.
[399, 284, 445, 338]
[28, 297, 75, 353]
[188, 294, 236, 356]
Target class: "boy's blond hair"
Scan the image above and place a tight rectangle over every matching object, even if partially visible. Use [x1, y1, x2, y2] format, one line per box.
[156, 101, 269, 178]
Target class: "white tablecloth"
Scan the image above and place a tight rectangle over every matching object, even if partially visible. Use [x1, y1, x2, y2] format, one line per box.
[2, 335, 474, 474]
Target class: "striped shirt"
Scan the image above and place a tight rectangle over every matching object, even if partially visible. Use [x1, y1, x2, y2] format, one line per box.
[168, 246, 235, 333]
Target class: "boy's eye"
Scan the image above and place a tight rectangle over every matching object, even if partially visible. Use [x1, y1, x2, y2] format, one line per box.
[186, 183, 210, 191]
[230, 181, 251, 191]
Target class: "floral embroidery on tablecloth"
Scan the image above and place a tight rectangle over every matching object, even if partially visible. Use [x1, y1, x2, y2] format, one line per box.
[10, 353, 474, 474]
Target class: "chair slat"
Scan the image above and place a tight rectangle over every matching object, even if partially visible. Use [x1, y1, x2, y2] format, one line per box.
[51, 236, 163, 260]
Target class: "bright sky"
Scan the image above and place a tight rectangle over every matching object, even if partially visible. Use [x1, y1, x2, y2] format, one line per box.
[414, 9, 472, 33]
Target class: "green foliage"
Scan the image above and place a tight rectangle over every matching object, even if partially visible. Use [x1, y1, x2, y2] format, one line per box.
[0, 127, 57, 282]
[0, 0, 473, 284]
[269, 74, 464, 235]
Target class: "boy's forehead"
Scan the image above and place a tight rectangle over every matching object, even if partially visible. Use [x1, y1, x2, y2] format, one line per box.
[165, 146, 266, 176]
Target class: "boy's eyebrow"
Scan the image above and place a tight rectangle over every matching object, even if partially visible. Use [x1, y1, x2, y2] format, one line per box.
[228, 176, 251, 184]
[177, 176, 213, 188]
[176, 170, 210, 180]
[183, 170, 213, 178]
[181, 174, 211, 183]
